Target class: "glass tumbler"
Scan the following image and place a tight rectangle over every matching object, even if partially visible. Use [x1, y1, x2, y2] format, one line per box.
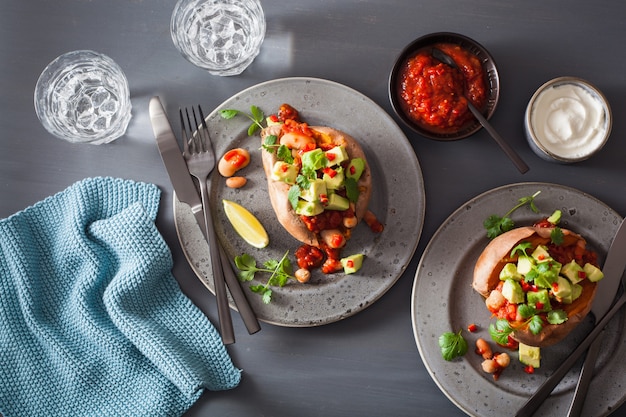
[34, 50, 132, 144]
[170, 0, 266, 76]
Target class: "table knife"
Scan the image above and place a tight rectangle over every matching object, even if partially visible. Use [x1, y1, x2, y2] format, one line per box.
[149, 96, 261, 339]
[516, 216, 626, 417]
[567, 216, 626, 416]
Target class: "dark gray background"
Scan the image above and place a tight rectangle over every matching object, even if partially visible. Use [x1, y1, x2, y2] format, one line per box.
[2, 1, 625, 416]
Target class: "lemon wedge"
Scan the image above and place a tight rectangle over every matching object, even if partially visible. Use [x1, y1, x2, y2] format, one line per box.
[222, 199, 269, 248]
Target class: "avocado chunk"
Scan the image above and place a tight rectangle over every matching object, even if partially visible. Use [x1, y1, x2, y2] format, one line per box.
[271, 161, 298, 184]
[323, 166, 345, 190]
[517, 255, 535, 275]
[300, 179, 327, 203]
[527, 289, 551, 312]
[502, 279, 524, 304]
[325, 193, 349, 211]
[519, 342, 541, 368]
[301, 148, 327, 171]
[533, 260, 561, 288]
[346, 158, 366, 181]
[340, 254, 364, 274]
[547, 209, 562, 225]
[324, 146, 348, 166]
[571, 283, 583, 302]
[266, 116, 283, 126]
[500, 263, 523, 281]
[531, 245, 552, 263]
[295, 200, 324, 216]
[583, 263, 604, 282]
[552, 276, 572, 303]
[561, 260, 585, 284]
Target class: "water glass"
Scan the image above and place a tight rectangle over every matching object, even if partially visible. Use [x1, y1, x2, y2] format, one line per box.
[34, 50, 132, 144]
[170, 0, 266, 76]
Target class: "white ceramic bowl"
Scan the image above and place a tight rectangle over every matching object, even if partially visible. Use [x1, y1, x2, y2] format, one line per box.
[524, 76, 612, 163]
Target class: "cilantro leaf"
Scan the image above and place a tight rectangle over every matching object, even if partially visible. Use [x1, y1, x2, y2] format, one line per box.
[438, 330, 468, 361]
[551, 227, 564, 245]
[528, 315, 544, 335]
[547, 310, 568, 325]
[277, 144, 294, 163]
[288, 185, 301, 210]
[220, 106, 266, 136]
[511, 242, 533, 258]
[483, 191, 542, 239]
[234, 252, 296, 304]
[517, 303, 537, 319]
[489, 319, 513, 346]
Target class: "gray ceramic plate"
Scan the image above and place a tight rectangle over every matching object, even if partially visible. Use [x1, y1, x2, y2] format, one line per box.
[174, 77, 425, 327]
[412, 182, 626, 417]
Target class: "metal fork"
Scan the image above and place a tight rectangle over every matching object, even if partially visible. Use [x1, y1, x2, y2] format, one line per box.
[181, 106, 235, 344]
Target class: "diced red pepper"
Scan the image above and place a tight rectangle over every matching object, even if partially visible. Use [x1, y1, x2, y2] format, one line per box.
[327, 153, 336, 161]
[269, 114, 279, 123]
[323, 167, 337, 178]
[467, 323, 478, 333]
[536, 302, 544, 310]
[349, 165, 356, 175]
[524, 365, 535, 374]
[331, 234, 344, 248]
[578, 270, 587, 280]
[320, 194, 329, 205]
[346, 259, 354, 268]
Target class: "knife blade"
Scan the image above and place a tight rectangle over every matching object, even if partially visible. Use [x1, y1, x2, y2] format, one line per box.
[516, 216, 626, 417]
[567, 216, 626, 416]
[149, 96, 260, 338]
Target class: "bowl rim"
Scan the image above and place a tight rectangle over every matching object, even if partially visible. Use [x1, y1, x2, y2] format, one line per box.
[389, 32, 500, 141]
[524, 76, 613, 163]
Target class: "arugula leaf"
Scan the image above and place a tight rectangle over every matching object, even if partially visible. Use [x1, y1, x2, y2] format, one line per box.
[233, 251, 296, 304]
[438, 330, 468, 361]
[484, 191, 542, 239]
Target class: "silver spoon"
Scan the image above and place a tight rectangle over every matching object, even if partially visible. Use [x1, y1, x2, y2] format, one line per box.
[431, 47, 529, 174]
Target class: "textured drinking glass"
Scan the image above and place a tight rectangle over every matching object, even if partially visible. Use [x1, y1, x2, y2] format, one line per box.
[34, 50, 132, 144]
[170, 0, 266, 76]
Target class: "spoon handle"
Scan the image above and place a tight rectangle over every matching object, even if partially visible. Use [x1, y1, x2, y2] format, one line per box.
[467, 103, 529, 174]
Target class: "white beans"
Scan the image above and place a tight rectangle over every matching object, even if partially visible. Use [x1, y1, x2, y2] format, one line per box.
[295, 268, 311, 283]
[279, 132, 316, 150]
[218, 148, 250, 177]
[320, 229, 346, 249]
[225, 176, 247, 188]
[475, 338, 492, 359]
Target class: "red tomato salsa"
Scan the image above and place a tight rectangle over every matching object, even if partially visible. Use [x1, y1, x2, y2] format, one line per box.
[397, 43, 488, 133]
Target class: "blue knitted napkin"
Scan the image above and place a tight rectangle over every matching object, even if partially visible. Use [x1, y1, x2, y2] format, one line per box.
[0, 177, 241, 417]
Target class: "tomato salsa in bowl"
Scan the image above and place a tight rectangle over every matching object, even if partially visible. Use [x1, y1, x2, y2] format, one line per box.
[389, 32, 500, 141]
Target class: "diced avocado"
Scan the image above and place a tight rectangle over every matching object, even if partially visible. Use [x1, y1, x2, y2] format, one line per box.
[324, 146, 348, 166]
[502, 279, 525, 304]
[583, 263, 604, 282]
[323, 166, 345, 190]
[295, 200, 324, 216]
[301, 148, 327, 171]
[519, 343, 541, 368]
[346, 158, 366, 181]
[500, 263, 523, 281]
[527, 289, 552, 312]
[532, 245, 552, 263]
[571, 283, 583, 302]
[340, 254, 364, 274]
[266, 116, 283, 126]
[547, 209, 562, 225]
[300, 179, 327, 203]
[271, 161, 298, 184]
[553, 276, 572, 302]
[561, 260, 585, 284]
[533, 260, 561, 288]
[325, 193, 350, 211]
[517, 255, 535, 275]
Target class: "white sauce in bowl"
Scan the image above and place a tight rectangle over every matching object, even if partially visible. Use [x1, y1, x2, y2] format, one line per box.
[529, 81, 609, 161]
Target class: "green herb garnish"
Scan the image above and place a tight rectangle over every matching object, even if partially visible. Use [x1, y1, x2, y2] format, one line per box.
[220, 105, 266, 136]
[234, 252, 296, 304]
[484, 191, 541, 239]
[438, 329, 468, 361]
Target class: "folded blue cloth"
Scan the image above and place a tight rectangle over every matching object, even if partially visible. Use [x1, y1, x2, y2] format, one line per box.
[0, 177, 241, 417]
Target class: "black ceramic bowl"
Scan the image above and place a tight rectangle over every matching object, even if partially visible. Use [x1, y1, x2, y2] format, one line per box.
[389, 32, 500, 141]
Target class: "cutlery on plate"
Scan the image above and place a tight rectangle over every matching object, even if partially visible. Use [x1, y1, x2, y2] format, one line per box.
[431, 48, 530, 174]
[180, 105, 234, 345]
[515, 217, 626, 417]
[565, 216, 626, 416]
[149, 96, 261, 340]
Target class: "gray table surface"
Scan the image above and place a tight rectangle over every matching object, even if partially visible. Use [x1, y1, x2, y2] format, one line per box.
[2, 1, 626, 416]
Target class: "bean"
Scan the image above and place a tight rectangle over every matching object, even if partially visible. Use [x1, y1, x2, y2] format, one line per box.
[494, 352, 511, 368]
[481, 359, 498, 374]
[226, 176, 247, 188]
[475, 338, 493, 360]
[295, 268, 311, 283]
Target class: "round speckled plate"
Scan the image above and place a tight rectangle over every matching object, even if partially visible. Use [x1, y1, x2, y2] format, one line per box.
[174, 77, 425, 327]
[412, 182, 626, 417]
